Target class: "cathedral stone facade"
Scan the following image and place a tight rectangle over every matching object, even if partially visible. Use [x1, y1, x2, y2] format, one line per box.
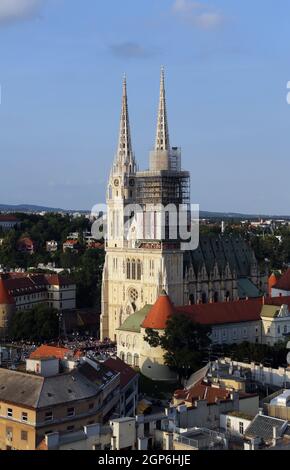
[100, 70, 267, 341]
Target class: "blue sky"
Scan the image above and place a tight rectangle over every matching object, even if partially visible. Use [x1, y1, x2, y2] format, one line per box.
[1, 0, 290, 214]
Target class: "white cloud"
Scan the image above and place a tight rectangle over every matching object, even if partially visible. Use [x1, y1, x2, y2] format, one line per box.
[0, 0, 43, 24]
[173, 0, 203, 14]
[109, 42, 156, 59]
[172, 0, 225, 30]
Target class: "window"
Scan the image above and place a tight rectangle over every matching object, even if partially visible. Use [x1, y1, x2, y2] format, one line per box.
[127, 353, 132, 366]
[21, 431, 28, 441]
[89, 403, 94, 410]
[126, 259, 131, 280]
[7, 408, 13, 418]
[67, 425, 74, 432]
[129, 288, 138, 303]
[67, 407, 75, 417]
[6, 427, 13, 440]
[21, 412, 28, 422]
[45, 411, 53, 422]
[137, 260, 142, 280]
[131, 259, 136, 280]
[226, 418, 231, 430]
[239, 422, 244, 435]
[284, 325, 288, 334]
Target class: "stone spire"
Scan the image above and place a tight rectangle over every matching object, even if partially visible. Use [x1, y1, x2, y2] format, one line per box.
[116, 75, 135, 172]
[155, 66, 170, 151]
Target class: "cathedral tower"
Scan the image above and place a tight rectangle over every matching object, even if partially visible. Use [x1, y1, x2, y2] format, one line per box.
[101, 70, 190, 341]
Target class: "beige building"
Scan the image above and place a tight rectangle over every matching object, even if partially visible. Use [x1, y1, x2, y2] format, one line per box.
[0, 357, 120, 450]
[0, 273, 76, 337]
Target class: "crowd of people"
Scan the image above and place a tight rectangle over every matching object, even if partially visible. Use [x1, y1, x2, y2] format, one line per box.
[62, 334, 117, 360]
[0, 334, 117, 364]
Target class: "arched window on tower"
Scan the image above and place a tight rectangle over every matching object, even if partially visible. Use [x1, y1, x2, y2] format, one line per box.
[126, 259, 131, 280]
[137, 260, 142, 280]
[214, 292, 219, 303]
[202, 292, 207, 304]
[131, 259, 136, 280]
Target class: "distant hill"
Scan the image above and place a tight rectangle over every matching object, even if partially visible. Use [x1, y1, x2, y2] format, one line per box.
[1, 204, 290, 220]
[0, 204, 87, 214]
[199, 211, 290, 220]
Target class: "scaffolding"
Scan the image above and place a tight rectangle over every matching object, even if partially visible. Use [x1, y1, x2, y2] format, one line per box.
[135, 170, 190, 206]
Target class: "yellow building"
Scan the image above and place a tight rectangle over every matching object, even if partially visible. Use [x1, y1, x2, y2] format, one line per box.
[0, 358, 120, 450]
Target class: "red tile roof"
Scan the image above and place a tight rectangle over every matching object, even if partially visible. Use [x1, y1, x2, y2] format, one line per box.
[104, 357, 138, 388]
[178, 296, 290, 325]
[273, 269, 290, 291]
[17, 237, 34, 245]
[0, 272, 73, 298]
[174, 379, 231, 404]
[0, 215, 19, 222]
[142, 291, 175, 329]
[45, 274, 72, 287]
[0, 277, 15, 305]
[176, 298, 263, 325]
[30, 345, 71, 360]
[141, 293, 290, 330]
[63, 239, 79, 245]
[174, 379, 254, 405]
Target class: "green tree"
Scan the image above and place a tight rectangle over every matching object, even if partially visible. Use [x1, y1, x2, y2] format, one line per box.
[72, 248, 105, 308]
[144, 314, 212, 382]
[9, 305, 59, 342]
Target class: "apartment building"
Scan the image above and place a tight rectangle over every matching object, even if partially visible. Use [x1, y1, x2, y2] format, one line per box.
[0, 357, 120, 450]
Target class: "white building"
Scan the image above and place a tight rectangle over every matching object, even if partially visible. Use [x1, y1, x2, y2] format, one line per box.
[0, 215, 19, 232]
[261, 304, 290, 346]
[220, 411, 252, 437]
[46, 241, 58, 253]
[0, 273, 76, 337]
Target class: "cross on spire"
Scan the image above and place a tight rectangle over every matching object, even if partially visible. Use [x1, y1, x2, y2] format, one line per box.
[155, 66, 170, 151]
[116, 75, 135, 171]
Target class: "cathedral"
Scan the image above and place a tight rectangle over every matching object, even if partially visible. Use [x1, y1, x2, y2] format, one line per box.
[100, 69, 267, 341]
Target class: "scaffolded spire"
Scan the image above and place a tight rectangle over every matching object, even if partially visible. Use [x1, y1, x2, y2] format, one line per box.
[155, 66, 170, 151]
[116, 74, 135, 170]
